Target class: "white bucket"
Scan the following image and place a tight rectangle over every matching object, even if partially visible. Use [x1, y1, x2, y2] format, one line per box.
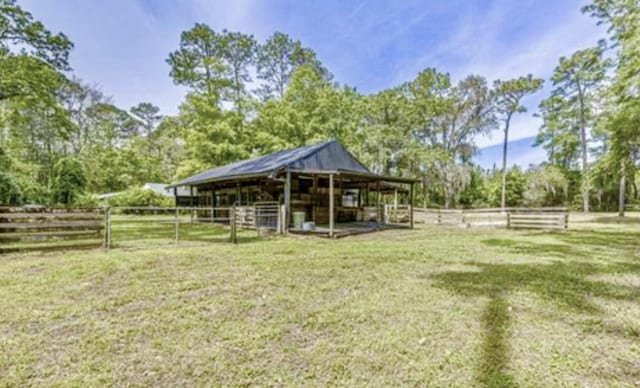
[301, 221, 315, 231]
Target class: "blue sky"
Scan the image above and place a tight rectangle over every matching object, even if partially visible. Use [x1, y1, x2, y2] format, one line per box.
[22, 0, 604, 163]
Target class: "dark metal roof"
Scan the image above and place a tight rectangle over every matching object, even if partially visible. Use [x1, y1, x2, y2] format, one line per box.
[171, 140, 375, 187]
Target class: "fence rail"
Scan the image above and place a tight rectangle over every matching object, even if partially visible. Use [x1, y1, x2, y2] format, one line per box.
[0, 207, 104, 253]
[414, 207, 568, 230]
[107, 206, 240, 249]
[384, 204, 412, 225]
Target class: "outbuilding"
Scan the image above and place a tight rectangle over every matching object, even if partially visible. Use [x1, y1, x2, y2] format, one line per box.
[169, 140, 415, 237]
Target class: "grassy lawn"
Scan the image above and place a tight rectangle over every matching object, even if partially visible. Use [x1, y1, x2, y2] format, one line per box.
[1, 221, 639, 386]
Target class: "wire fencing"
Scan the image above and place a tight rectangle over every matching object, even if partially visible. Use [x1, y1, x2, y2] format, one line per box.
[106, 206, 252, 249]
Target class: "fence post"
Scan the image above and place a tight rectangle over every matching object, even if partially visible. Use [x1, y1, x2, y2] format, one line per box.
[507, 212, 511, 229]
[409, 205, 414, 229]
[230, 204, 237, 244]
[105, 207, 111, 249]
[174, 206, 179, 246]
[564, 213, 569, 231]
[174, 206, 178, 246]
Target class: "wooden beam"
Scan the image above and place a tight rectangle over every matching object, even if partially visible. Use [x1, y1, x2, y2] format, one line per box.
[409, 182, 414, 229]
[329, 173, 334, 238]
[284, 168, 291, 232]
[173, 187, 178, 207]
[190, 186, 195, 222]
[376, 180, 381, 229]
[312, 174, 318, 222]
[211, 189, 215, 223]
[393, 187, 398, 223]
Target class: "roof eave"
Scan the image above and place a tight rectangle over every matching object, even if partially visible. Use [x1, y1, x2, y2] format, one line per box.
[168, 172, 273, 188]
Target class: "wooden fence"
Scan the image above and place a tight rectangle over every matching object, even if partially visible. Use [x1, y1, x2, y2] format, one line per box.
[384, 204, 412, 225]
[0, 207, 103, 253]
[413, 207, 568, 230]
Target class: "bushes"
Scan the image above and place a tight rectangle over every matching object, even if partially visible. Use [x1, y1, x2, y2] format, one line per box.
[524, 165, 569, 207]
[52, 157, 87, 205]
[109, 187, 173, 208]
[0, 172, 23, 205]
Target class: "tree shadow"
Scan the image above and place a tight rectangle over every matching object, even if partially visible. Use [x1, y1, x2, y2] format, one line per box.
[478, 293, 517, 387]
[579, 216, 640, 225]
[432, 256, 640, 387]
[485, 228, 640, 260]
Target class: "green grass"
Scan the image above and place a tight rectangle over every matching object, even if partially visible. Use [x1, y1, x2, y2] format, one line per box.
[1, 222, 639, 386]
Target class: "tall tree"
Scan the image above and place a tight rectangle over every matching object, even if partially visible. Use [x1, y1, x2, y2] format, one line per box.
[0, 0, 73, 69]
[412, 73, 496, 208]
[549, 44, 610, 212]
[256, 32, 329, 100]
[0, 0, 73, 103]
[252, 64, 359, 154]
[166, 23, 230, 98]
[357, 88, 413, 176]
[584, 0, 640, 215]
[218, 30, 256, 112]
[535, 96, 581, 168]
[130, 102, 162, 137]
[493, 75, 543, 210]
[51, 157, 86, 205]
[173, 93, 248, 179]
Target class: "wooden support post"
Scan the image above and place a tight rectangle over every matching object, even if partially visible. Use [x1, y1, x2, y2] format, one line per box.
[376, 180, 381, 229]
[394, 188, 398, 223]
[173, 187, 178, 207]
[211, 189, 215, 223]
[190, 186, 194, 222]
[312, 174, 318, 222]
[365, 184, 370, 206]
[279, 204, 286, 234]
[174, 206, 179, 246]
[329, 174, 335, 238]
[284, 168, 291, 232]
[230, 204, 237, 243]
[409, 182, 414, 229]
[105, 207, 111, 249]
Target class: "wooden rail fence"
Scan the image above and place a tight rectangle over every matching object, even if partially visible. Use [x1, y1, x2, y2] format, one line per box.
[0, 207, 103, 253]
[413, 207, 568, 230]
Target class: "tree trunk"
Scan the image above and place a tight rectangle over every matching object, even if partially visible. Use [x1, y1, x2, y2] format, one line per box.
[500, 116, 511, 211]
[618, 163, 626, 217]
[577, 83, 589, 213]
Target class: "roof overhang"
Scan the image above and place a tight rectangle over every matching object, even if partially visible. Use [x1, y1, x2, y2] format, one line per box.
[167, 172, 273, 188]
[169, 168, 418, 188]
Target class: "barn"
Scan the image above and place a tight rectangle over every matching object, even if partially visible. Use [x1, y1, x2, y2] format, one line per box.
[169, 140, 416, 237]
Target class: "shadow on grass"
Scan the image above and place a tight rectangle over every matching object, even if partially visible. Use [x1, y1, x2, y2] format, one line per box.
[579, 215, 640, 225]
[484, 229, 640, 260]
[433, 237, 640, 386]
